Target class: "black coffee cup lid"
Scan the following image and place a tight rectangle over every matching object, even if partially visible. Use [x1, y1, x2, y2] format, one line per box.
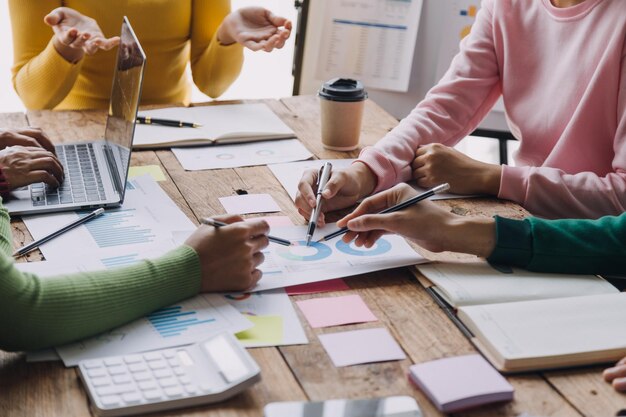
[318, 78, 367, 102]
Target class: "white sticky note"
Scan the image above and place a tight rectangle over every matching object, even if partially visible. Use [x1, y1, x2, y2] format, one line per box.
[219, 194, 281, 215]
[318, 328, 406, 367]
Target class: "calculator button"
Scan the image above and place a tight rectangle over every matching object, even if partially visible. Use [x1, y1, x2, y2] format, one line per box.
[132, 371, 152, 382]
[124, 354, 143, 364]
[185, 385, 198, 394]
[167, 358, 180, 367]
[100, 395, 122, 407]
[112, 375, 132, 384]
[138, 380, 158, 391]
[96, 384, 136, 396]
[107, 365, 127, 375]
[200, 383, 215, 393]
[173, 367, 185, 376]
[158, 377, 178, 388]
[90, 376, 111, 387]
[87, 368, 107, 378]
[143, 389, 162, 400]
[128, 363, 147, 373]
[104, 358, 123, 366]
[143, 352, 162, 361]
[122, 392, 142, 405]
[178, 376, 192, 385]
[153, 369, 172, 379]
[163, 350, 176, 359]
[83, 360, 103, 369]
[148, 360, 167, 370]
[164, 386, 183, 398]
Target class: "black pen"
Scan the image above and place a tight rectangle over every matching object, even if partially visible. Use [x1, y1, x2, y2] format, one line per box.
[137, 116, 202, 128]
[200, 218, 291, 246]
[305, 162, 332, 246]
[13, 208, 105, 257]
[317, 183, 450, 243]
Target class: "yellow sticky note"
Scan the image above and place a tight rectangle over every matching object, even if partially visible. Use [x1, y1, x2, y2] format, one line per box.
[128, 165, 166, 182]
[236, 315, 283, 346]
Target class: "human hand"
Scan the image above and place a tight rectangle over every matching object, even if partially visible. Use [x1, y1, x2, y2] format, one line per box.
[412, 143, 501, 195]
[0, 146, 64, 189]
[0, 127, 56, 154]
[217, 7, 292, 52]
[44, 7, 120, 63]
[337, 183, 496, 257]
[184, 215, 270, 292]
[603, 357, 626, 392]
[295, 162, 377, 226]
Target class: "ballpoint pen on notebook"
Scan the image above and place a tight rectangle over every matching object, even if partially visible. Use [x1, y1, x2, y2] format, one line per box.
[136, 116, 202, 128]
[305, 162, 333, 246]
[317, 183, 451, 243]
[13, 208, 105, 257]
[200, 218, 291, 246]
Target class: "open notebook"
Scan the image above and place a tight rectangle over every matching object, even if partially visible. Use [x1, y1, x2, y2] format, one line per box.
[416, 262, 626, 373]
[133, 103, 295, 149]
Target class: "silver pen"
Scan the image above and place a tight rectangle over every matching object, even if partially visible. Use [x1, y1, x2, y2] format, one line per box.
[305, 162, 333, 246]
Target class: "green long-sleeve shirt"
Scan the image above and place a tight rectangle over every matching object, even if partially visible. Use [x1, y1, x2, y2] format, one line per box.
[488, 213, 626, 274]
[0, 200, 202, 352]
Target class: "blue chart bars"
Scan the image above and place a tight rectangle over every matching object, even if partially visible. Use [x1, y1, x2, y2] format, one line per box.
[101, 253, 140, 269]
[82, 209, 156, 248]
[147, 306, 216, 338]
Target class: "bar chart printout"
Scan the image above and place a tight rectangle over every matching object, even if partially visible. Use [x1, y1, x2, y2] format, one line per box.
[147, 306, 216, 338]
[56, 294, 252, 366]
[82, 209, 156, 248]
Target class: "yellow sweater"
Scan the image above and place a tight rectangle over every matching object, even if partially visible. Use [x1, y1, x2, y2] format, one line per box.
[9, 0, 244, 110]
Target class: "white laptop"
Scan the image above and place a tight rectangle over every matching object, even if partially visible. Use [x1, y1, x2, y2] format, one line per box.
[5, 17, 146, 216]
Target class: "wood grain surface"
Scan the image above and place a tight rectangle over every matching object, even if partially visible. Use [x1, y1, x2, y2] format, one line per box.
[1, 96, 624, 417]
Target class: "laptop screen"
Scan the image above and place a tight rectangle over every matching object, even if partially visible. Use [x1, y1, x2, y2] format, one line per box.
[103, 17, 146, 196]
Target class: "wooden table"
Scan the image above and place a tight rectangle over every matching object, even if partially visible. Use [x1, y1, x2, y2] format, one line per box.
[1, 96, 624, 417]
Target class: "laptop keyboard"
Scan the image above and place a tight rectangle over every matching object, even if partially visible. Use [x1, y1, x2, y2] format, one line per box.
[30, 143, 107, 206]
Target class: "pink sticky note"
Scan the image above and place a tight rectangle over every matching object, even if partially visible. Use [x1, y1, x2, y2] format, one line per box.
[286, 279, 350, 295]
[408, 354, 514, 413]
[246, 216, 294, 227]
[319, 328, 406, 367]
[296, 295, 377, 328]
[219, 194, 281, 215]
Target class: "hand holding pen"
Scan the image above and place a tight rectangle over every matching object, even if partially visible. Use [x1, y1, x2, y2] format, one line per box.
[305, 162, 332, 246]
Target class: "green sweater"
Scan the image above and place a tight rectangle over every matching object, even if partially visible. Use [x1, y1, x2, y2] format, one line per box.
[0, 200, 202, 352]
[488, 213, 626, 274]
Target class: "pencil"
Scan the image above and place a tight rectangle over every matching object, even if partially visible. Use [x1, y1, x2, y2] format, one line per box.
[200, 218, 291, 246]
[13, 208, 105, 257]
[317, 183, 450, 243]
[137, 116, 201, 128]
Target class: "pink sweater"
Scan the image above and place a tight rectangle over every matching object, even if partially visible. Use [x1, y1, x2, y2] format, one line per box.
[358, 0, 626, 219]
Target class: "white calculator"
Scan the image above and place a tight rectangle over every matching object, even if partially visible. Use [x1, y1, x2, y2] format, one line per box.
[78, 332, 261, 416]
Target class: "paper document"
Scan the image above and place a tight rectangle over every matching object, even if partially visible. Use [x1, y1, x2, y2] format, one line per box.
[219, 194, 281, 215]
[269, 159, 467, 201]
[316, 0, 424, 92]
[57, 294, 252, 366]
[22, 175, 195, 265]
[173, 139, 312, 170]
[133, 103, 295, 149]
[319, 328, 406, 367]
[224, 289, 308, 347]
[296, 294, 377, 328]
[253, 223, 427, 292]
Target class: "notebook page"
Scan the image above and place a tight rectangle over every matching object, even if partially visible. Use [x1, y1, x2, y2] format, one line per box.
[417, 262, 617, 307]
[458, 293, 626, 371]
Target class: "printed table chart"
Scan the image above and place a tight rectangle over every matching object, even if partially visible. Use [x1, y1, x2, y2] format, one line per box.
[2, 97, 625, 417]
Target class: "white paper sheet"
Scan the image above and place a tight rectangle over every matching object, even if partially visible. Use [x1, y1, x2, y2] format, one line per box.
[219, 194, 281, 215]
[224, 289, 308, 348]
[22, 175, 195, 265]
[252, 224, 428, 292]
[172, 139, 313, 170]
[268, 159, 470, 201]
[316, 0, 424, 92]
[56, 294, 252, 367]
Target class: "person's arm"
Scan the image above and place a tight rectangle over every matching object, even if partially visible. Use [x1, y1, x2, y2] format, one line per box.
[358, 0, 501, 192]
[488, 214, 626, 274]
[9, 1, 81, 109]
[189, 0, 244, 98]
[0, 199, 202, 352]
